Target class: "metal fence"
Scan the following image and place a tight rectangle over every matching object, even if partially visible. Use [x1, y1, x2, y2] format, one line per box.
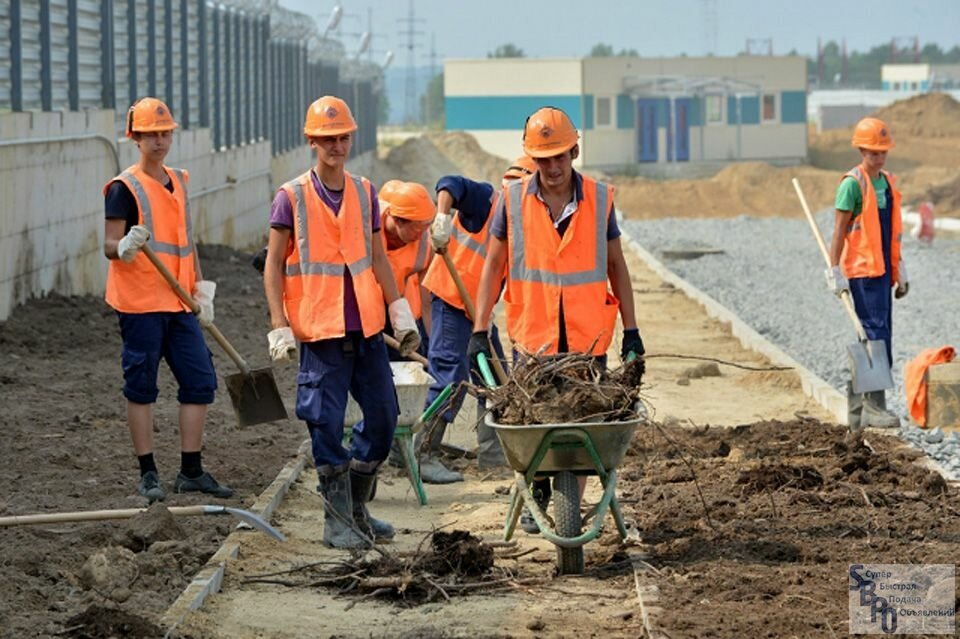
[0, 0, 380, 156]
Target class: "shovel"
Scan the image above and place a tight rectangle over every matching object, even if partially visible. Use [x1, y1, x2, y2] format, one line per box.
[0, 505, 285, 541]
[792, 178, 894, 393]
[141, 245, 289, 427]
[437, 248, 509, 385]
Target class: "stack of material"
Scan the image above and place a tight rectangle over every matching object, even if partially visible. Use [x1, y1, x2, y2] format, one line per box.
[477, 353, 645, 425]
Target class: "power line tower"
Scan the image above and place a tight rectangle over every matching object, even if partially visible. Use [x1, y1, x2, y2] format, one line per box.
[422, 33, 443, 127]
[700, 0, 718, 56]
[890, 36, 920, 63]
[398, 0, 425, 125]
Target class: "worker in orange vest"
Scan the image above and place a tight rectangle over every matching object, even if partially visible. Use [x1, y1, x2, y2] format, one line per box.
[103, 97, 231, 504]
[826, 117, 908, 429]
[468, 107, 644, 533]
[262, 96, 420, 549]
[378, 181, 435, 359]
[418, 156, 537, 481]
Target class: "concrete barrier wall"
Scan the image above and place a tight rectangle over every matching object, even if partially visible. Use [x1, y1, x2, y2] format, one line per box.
[0, 109, 313, 321]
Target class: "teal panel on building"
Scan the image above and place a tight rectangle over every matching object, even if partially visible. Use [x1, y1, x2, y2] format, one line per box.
[687, 96, 703, 127]
[583, 94, 594, 130]
[445, 96, 582, 130]
[617, 94, 634, 129]
[780, 90, 806, 123]
[727, 96, 760, 125]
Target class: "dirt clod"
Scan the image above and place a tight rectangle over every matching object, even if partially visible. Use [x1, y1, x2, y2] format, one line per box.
[63, 604, 162, 638]
[114, 502, 187, 552]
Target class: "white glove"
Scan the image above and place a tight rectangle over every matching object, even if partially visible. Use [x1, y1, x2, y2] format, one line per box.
[430, 212, 453, 251]
[895, 260, 909, 299]
[388, 298, 420, 356]
[268, 327, 297, 362]
[825, 265, 849, 298]
[193, 280, 216, 326]
[117, 225, 151, 263]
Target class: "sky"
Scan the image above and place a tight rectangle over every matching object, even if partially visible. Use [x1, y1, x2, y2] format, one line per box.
[280, 0, 959, 65]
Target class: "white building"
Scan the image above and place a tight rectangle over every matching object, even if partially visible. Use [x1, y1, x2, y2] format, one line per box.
[882, 64, 960, 92]
[444, 55, 808, 173]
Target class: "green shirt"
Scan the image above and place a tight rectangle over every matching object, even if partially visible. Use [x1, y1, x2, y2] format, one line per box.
[834, 173, 888, 218]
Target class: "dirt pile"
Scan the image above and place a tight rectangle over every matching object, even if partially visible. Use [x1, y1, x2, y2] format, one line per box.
[424, 131, 509, 186]
[374, 132, 509, 193]
[873, 92, 960, 138]
[0, 244, 306, 637]
[617, 419, 960, 637]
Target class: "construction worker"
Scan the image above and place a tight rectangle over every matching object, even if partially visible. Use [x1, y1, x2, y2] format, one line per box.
[103, 97, 232, 504]
[468, 107, 645, 534]
[379, 181, 435, 359]
[826, 116, 908, 429]
[418, 156, 537, 482]
[262, 96, 420, 549]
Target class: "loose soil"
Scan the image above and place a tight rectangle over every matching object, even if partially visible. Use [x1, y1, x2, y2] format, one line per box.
[0, 245, 306, 638]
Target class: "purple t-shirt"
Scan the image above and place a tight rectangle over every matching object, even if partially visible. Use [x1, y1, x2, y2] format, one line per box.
[270, 170, 381, 333]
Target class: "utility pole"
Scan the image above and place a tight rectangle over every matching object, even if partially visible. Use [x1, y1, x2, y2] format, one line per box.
[422, 33, 443, 128]
[398, 0, 424, 125]
[700, 0, 718, 56]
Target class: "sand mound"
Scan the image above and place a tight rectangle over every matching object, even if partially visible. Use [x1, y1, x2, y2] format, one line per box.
[374, 132, 509, 192]
[424, 131, 509, 185]
[872, 93, 960, 138]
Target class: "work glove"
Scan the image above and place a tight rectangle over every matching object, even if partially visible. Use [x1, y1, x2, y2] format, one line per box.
[467, 331, 492, 368]
[117, 225, 151, 263]
[388, 298, 420, 356]
[193, 280, 216, 327]
[895, 260, 909, 299]
[430, 212, 453, 251]
[251, 246, 268, 274]
[267, 326, 297, 363]
[621, 328, 646, 361]
[824, 265, 849, 298]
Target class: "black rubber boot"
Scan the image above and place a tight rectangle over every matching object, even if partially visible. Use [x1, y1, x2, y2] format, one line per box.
[414, 422, 463, 484]
[520, 478, 552, 534]
[350, 470, 395, 541]
[319, 470, 369, 549]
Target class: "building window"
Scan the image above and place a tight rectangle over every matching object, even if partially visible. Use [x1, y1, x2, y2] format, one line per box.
[893, 81, 901, 90]
[762, 94, 777, 122]
[595, 96, 613, 127]
[705, 95, 723, 124]
[910, 81, 918, 90]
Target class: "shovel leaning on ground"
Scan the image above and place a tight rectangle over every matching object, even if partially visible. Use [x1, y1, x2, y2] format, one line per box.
[792, 178, 894, 393]
[141, 244, 288, 427]
[0, 505, 285, 541]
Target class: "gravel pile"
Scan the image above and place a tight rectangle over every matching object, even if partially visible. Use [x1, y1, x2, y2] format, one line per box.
[622, 212, 960, 478]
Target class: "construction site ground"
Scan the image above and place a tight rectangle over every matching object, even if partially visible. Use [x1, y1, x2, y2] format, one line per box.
[1, 93, 958, 638]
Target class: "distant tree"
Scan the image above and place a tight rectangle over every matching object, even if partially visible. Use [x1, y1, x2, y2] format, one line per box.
[488, 44, 525, 58]
[588, 43, 639, 57]
[420, 72, 444, 129]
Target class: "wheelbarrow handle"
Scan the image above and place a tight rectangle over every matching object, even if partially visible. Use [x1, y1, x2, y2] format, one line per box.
[412, 383, 455, 434]
[477, 352, 497, 388]
[141, 244, 252, 375]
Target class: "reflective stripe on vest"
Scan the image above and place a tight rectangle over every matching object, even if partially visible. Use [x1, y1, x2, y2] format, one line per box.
[506, 179, 609, 286]
[120, 168, 195, 258]
[450, 223, 487, 259]
[285, 175, 372, 277]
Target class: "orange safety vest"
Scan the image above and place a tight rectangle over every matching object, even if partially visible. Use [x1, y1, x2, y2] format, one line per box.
[503, 174, 618, 356]
[104, 165, 196, 313]
[840, 164, 902, 283]
[382, 222, 431, 319]
[421, 192, 499, 312]
[281, 171, 385, 341]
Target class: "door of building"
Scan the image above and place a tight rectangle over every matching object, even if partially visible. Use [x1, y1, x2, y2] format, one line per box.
[636, 99, 658, 163]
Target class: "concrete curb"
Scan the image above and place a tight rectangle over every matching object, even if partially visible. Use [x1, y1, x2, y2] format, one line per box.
[160, 439, 311, 638]
[620, 230, 848, 425]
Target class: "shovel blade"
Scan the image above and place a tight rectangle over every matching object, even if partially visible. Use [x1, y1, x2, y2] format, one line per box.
[225, 367, 288, 427]
[848, 339, 894, 394]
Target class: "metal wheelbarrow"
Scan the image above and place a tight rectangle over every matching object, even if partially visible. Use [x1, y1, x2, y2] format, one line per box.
[479, 352, 646, 574]
[344, 361, 445, 505]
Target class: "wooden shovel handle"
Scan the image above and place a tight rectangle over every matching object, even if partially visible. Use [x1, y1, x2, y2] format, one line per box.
[0, 505, 209, 526]
[140, 244, 252, 375]
[383, 333, 429, 367]
[791, 178, 870, 343]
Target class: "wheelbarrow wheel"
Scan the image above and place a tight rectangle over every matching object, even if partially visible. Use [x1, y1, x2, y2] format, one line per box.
[553, 471, 584, 575]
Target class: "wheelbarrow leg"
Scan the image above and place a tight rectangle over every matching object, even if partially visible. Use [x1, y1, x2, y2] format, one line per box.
[397, 425, 428, 506]
[503, 473, 526, 541]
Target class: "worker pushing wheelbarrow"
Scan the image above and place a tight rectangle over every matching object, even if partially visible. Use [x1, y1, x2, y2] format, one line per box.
[463, 104, 648, 574]
[475, 354, 646, 575]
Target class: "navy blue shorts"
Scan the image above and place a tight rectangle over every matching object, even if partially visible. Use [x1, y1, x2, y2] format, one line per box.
[117, 311, 217, 405]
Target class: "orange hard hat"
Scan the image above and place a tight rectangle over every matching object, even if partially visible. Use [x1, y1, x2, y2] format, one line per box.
[387, 182, 435, 222]
[379, 179, 404, 203]
[503, 155, 537, 181]
[522, 107, 579, 158]
[125, 97, 178, 138]
[851, 117, 895, 151]
[304, 95, 357, 137]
